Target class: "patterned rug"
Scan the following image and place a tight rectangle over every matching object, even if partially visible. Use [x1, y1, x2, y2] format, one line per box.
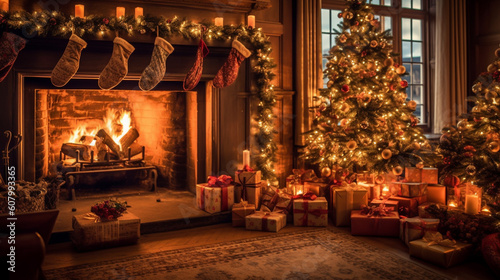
[45, 228, 450, 280]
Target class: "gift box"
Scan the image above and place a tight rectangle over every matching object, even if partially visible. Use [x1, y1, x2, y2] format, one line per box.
[409, 237, 473, 268]
[388, 195, 427, 217]
[350, 210, 400, 237]
[427, 184, 446, 204]
[196, 183, 235, 214]
[405, 167, 438, 184]
[293, 197, 328, 227]
[71, 212, 140, 251]
[245, 211, 287, 232]
[304, 182, 329, 197]
[235, 170, 261, 185]
[234, 183, 262, 209]
[392, 182, 427, 198]
[357, 182, 381, 200]
[418, 202, 448, 219]
[232, 201, 256, 227]
[369, 199, 399, 211]
[400, 217, 439, 246]
[331, 186, 368, 226]
[260, 184, 279, 211]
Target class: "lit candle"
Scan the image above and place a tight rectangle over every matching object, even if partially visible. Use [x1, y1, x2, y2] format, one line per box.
[247, 15, 255, 28]
[294, 184, 304, 195]
[0, 0, 8, 12]
[215, 17, 223, 26]
[465, 194, 479, 214]
[116, 7, 125, 18]
[448, 201, 457, 209]
[75, 4, 85, 18]
[242, 150, 250, 167]
[134, 7, 143, 19]
[481, 208, 491, 216]
[381, 185, 390, 197]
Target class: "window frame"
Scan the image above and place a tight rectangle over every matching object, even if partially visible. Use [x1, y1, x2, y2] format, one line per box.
[321, 0, 434, 132]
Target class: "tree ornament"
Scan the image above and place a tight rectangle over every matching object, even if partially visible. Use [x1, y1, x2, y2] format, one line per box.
[466, 165, 476, 176]
[495, 48, 500, 57]
[412, 142, 421, 150]
[213, 39, 251, 88]
[346, 140, 357, 150]
[392, 166, 403, 176]
[416, 162, 424, 169]
[400, 80, 408, 88]
[472, 83, 482, 93]
[381, 149, 392, 159]
[384, 58, 394, 67]
[396, 65, 406, 75]
[370, 40, 378, 48]
[457, 119, 468, 130]
[360, 120, 369, 129]
[375, 175, 385, 184]
[341, 84, 350, 93]
[487, 63, 498, 73]
[488, 141, 500, 152]
[407, 100, 417, 110]
[321, 167, 332, 178]
[485, 91, 497, 101]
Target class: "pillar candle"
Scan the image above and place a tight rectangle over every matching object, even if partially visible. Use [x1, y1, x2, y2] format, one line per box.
[135, 7, 143, 18]
[215, 17, 223, 26]
[116, 7, 125, 18]
[465, 194, 479, 215]
[0, 0, 8, 11]
[247, 15, 255, 28]
[75, 4, 84, 18]
[242, 150, 250, 167]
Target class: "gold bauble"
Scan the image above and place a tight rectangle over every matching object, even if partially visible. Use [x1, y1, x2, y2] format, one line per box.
[346, 140, 358, 150]
[321, 167, 332, 178]
[381, 149, 392, 159]
[485, 91, 497, 101]
[457, 120, 468, 130]
[495, 48, 500, 58]
[375, 175, 385, 184]
[396, 65, 406, 75]
[384, 58, 394, 67]
[412, 142, 421, 150]
[416, 162, 424, 169]
[489, 141, 500, 153]
[487, 63, 498, 73]
[472, 83, 482, 93]
[392, 166, 403, 176]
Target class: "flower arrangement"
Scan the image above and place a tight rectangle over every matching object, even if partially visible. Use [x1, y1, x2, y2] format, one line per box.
[90, 199, 127, 221]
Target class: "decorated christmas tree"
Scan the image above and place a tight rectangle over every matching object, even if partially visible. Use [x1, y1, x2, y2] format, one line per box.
[438, 48, 500, 219]
[303, 0, 431, 177]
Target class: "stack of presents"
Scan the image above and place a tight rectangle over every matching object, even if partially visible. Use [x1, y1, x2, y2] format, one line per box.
[196, 152, 474, 268]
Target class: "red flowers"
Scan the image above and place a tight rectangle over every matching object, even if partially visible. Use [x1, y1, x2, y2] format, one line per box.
[90, 200, 127, 221]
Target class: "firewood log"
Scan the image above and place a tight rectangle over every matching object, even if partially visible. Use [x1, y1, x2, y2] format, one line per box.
[61, 143, 91, 161]
[79, 135, 95, 145]
[96, 129, 122, 157]
[119, 128, 139, 151]
[126, 142, 144, 159]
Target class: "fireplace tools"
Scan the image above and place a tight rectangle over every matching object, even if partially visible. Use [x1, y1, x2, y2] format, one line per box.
[1, 131, 22, 186]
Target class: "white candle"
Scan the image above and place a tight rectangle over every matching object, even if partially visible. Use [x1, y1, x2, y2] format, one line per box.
[75, 4, 84, 18]
[243, 149, 250, 167]
[215, 17, 223, 26]
[247, 15, 255, 28]
[135, 7, 143, 19]
[465, 194, 479, 214]
[116, 7, 125, 18]
[0, 0, 9, 11]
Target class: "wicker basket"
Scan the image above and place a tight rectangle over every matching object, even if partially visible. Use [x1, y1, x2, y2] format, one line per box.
[0, 181, 47, 214]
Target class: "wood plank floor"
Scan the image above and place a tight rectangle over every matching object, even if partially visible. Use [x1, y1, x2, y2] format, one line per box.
[43, 222, 497, 279]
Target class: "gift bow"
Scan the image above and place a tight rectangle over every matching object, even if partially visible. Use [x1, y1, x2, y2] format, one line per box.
[237, 165, 254, 173]
[83, 212, 101, 223]
[407, 219, 438, 236]
[207, 175, 233, 188]
[293, 201, 328, 226]
[360, 204, 393, 217]
[292, 191, 317, 200]
[234, 199, 249, 208]
[423, 231, 456, 247]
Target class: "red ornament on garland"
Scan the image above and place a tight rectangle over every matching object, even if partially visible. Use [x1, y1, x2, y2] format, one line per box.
[493, 70, 500, 82]
[400, 80, 408, 88]
[341, 84, 350, 93]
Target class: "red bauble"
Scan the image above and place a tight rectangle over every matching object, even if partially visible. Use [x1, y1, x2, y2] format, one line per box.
[400, 80, 408, 88]
[463, 145, 476, 152]
[341, 84, 350, 93]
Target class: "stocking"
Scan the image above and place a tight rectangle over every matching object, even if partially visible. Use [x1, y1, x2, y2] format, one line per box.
[213, 39, 251, 88]
[0, 32, 27, 83]
[183, 38, 209, 91]
[98, 37, 135, 90]
[51, 34, 87, 87]
[139, 37, 174, 91]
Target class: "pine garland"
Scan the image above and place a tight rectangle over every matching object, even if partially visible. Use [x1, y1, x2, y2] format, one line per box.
[0, 10, 278, 182]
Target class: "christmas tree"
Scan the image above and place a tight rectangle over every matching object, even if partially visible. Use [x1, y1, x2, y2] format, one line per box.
[303, 0, 430, 177]
[438, 48, 500, 218]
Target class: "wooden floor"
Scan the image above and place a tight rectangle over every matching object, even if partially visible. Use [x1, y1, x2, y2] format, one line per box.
[43, 222, 497, 280]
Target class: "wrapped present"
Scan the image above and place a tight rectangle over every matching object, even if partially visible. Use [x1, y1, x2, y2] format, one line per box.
[418, 202, 448, 219]
[71, 212, 140, 251]
[304, 182, 329, 197]
[293, 196, 328, 227]
[405, 167, 438, 184]
[235, 167, 261, 185]
[331, 184, 368, 226]
[260, 184, 279, 211]
[389, 195, 427, 217]
[350, 209, 400, 237]
[392, 182, 427, 198]
[232, 201, 256, 227]
[409, 232, 473, 268]
[427, 184, 446, 204]
[245, 211, 287, 232]
[273, 192, 294, 222]
[234, 179, 262, 209]
[400, 217, 439, 246]
[196, 175, 235, 214]
[357, 182, 381, 200]
[369, 199, 399, 211]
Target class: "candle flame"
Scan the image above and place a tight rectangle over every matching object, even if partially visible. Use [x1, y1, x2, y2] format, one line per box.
[449, 202, 457, 207]
[382, 186, 389, 192]
[296, 190, 303, 195]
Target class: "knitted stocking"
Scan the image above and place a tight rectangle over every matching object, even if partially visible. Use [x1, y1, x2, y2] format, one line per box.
[51, 34, 87, 87]
[98, 37, 135, 90]
[213, 39, 251, 88]
[183, 38, 209, 91]
[0, 32, 27, 83]
[139, 37, 174, 91]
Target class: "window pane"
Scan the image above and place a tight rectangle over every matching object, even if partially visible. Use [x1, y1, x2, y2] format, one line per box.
[331, 34, 337, 47]
[412, 64, 422, 84]
[413, 86, 423, 104]
[382, 16, 392, 32]
[322, 34, 331, 54]
[321, 9, 330, 33]
[402, 41, 412, 62]
[382, 0, 391, 6]
[332, 11, 342, 31]
[402, 0, 412, 9]
[406, 85, 412, 100]
[371, 0, 380, 5]
[412, 42, 422, 62]
[402, 18, 411, 40]
[323, 57, 328, 70]
[403, 63, 412, 83]
[412, 19, 422, 41]
[413, 0, 422, 10]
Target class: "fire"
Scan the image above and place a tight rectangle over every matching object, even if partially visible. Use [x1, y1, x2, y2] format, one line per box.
[68, 126, 98, 145]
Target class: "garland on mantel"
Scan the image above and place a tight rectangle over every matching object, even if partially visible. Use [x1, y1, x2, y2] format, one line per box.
[0, 10, 278, 182]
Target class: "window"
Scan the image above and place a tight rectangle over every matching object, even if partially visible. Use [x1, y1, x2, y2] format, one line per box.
[321, 0, 433, 130]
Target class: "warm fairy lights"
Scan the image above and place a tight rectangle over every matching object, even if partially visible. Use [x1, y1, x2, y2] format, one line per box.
[0, 9, 277, 181]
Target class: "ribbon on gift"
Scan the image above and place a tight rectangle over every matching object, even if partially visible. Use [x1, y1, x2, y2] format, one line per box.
[235, 172, 258, 201]
[200, 182, 229, 212]
[360, 203, 393, 217]
[261, 185, 279, 210]
[293, 200, 328, 226]
[207, 175, 233, 188]
[292, 191, 317, 200]
[274, 192, 293, 214]
[423, 231, 457, 247]
[83, 212, 101, 223]
[258, 211, 271, 231]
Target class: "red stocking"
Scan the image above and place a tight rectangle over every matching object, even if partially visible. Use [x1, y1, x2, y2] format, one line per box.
[0, 32, 27, 82]
[213, 39, 251, 88]
[183, 38, 209, 91]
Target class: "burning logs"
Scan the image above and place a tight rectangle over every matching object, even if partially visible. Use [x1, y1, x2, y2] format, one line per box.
[61, 143, 91, 161]
[96, 129, 122, 157]
[120, 128, 139, 151]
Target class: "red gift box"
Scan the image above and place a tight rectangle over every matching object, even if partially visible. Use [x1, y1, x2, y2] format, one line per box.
[388, 195, 427, 217]
[350, 210, 400, 237]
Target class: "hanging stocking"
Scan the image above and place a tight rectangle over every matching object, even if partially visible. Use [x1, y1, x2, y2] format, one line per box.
[139, 37, 174, 91]
[0, 32, 27, 83]
[213, 39, 251, 88]
[51, 34, 87, 87]
[98, 37, 135, 90]
[183, 37, 209, 91]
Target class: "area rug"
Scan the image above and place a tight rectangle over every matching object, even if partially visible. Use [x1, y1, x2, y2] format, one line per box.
[45, 228, 450, 280]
